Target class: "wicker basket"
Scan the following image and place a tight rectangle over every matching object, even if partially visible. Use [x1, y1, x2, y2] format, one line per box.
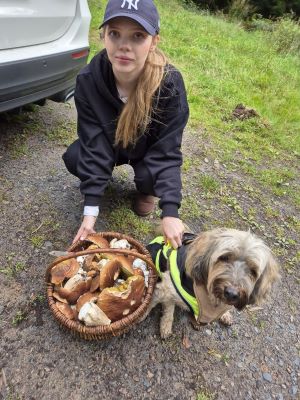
[45, 232, 157, 340]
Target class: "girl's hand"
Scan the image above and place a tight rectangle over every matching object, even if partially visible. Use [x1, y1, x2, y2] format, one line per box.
[73, 215, 97, 244]
[161, 217, 185, 249]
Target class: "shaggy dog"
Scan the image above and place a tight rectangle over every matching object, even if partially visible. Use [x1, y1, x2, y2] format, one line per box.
[145, 228, 280, 339]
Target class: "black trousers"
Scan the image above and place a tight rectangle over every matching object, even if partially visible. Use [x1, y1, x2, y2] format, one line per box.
[62, 139, 155, 195]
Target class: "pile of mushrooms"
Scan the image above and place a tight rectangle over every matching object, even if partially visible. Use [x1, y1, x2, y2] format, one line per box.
[50, 235, 149, 326]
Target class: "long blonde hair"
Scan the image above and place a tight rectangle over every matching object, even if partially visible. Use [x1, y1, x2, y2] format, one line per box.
[115, 47, 167, 148]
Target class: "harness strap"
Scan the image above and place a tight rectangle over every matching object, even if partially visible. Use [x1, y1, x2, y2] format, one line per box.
[147, 235, 199, 318]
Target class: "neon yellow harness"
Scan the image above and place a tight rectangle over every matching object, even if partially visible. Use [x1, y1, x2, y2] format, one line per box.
[148, 236, 199, 319]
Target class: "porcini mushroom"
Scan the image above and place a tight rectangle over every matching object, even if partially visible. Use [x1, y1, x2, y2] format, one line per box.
[97, 275, 145, 322]
[55, 275, 92, 305]
[78, 301, 111, 326]
[110, 238, 131, 249]
[50, 258, 79, 285]
[76, 292, 98, 313]
[113, 255, 135, 278]
[56, 301, 77, 320]
[99, 259, 121, 290]
[86, 234, 110, 249]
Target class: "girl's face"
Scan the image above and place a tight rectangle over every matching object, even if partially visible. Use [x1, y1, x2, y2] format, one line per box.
[103, 17, 159, 79]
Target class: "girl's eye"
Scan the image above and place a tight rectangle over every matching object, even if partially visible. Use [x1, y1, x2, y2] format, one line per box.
[108, 30, 119, 38]
[133, 32, 146, 40]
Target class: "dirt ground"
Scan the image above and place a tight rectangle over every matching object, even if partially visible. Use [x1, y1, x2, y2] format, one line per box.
[0, 100, 299, 400]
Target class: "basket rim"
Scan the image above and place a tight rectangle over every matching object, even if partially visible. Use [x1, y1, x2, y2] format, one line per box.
[46, 232, 157, 339]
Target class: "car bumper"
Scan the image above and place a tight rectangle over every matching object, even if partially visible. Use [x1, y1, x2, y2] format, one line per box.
[0, 48, 89, 112]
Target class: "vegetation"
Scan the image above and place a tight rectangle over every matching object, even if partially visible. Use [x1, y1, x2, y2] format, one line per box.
[187, 0, 300, 17]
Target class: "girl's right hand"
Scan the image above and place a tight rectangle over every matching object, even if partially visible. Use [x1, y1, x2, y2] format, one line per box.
[73, 215, 97, 244]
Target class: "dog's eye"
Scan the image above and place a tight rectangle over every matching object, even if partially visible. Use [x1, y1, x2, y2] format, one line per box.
[249, 269, 258, 279]
[218, 255, 230, 263]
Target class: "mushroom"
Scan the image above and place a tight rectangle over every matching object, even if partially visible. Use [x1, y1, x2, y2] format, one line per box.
[133, 268, 144, 278]
[76, 292, 98, 313]
[90, 271, 100, 292]
[114, 255, 135, 278]
[110, 238, 131, 249]
[78, 301, 111, 326]
[50, 258, 79, 285]
[55, 275, 92, 305]
[97, 275, 145, 322]
[56, 301, 77, 320]
[99, 259, 121, 291]
[85, 234, 110, 249]
[53, 291, 69, 304]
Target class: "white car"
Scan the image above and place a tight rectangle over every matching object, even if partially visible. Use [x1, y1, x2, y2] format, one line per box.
[0, 0, 91, 113]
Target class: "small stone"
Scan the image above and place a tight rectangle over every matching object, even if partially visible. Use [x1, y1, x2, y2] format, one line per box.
[294, 358, 300, 367]
[43, 241, 53, 250]
[262, 372, 272, 383]
[147, 371, 154, 379]
[290, 386, 298, 395]
[249, 364, 257, 372]
[256, 380, 262, 388]
[205, 329, 212, 336]
[143, 379, 151, 388]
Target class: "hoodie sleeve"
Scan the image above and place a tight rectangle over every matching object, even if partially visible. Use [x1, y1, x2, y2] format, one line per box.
[142, 68, 189, 218]
[74, 80, 115, 207]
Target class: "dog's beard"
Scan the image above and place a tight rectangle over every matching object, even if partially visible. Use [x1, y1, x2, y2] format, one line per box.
[207, 262, 254, 310]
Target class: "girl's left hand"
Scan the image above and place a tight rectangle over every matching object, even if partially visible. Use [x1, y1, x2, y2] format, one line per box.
[161, 216, 185, 249]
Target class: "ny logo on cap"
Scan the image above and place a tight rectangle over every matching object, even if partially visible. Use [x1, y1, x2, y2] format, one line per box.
[121, 0, 140, 10]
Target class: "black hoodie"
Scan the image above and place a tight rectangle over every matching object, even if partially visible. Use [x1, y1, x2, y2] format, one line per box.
[74, 49, 189, 218]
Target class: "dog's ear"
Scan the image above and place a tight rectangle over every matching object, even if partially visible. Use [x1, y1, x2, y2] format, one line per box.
[185, 232, 214, 286]
[249, 253, 280, 305]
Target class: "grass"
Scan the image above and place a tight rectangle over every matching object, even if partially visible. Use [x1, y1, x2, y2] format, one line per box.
[0, 253, 26, 277]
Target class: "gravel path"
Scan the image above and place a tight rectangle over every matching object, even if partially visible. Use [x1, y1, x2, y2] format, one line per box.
[0, 101, 299, 400]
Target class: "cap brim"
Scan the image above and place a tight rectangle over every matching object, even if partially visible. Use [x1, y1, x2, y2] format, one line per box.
[99, 13, 157, 36]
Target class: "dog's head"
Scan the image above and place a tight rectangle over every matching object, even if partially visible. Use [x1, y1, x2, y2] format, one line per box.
[185, 229, 280, 310]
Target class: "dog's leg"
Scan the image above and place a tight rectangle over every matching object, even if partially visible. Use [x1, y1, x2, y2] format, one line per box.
[219, 311, 233, 326]
[139, 286, 163, 322]
[160, 302, 175, 339]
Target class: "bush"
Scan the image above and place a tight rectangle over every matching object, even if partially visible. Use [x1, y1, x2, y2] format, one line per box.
[272, 16, 300, 54]
[188, 0, 300, 17]
[227, 0, 256, 21]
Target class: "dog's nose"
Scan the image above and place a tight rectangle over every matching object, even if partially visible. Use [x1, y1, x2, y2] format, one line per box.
[224, 287, 239, 301]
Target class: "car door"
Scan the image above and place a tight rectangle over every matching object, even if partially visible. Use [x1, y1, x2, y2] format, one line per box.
[0, 0, 78, 50]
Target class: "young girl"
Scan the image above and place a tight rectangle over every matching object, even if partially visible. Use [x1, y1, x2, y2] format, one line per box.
[63, 0, 189, 249]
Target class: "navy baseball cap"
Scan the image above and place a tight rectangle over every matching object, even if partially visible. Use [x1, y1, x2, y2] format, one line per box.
[100, 0, 160, 36]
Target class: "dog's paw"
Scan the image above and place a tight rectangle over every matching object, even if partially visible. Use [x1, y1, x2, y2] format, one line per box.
[160, 321, 173, 339]
[189, 314, 207, 330]
[219, 311, 233, 326]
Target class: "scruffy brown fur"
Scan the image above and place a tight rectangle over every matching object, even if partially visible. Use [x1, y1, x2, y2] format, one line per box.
[143, 228, 280, 339]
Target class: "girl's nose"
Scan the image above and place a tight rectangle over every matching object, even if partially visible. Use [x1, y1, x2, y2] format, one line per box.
[118, 37, 131, 51]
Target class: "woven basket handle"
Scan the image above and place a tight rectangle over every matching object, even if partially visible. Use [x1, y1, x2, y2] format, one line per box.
[45, 247, 156, 283]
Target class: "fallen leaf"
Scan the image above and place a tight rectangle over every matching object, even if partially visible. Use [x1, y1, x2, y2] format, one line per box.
[182, 334, 192, 349]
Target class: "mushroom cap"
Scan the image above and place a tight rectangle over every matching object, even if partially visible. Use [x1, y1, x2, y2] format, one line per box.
[50, 258, 79, 285]
[85, 234, 110, 249]
[99, 259, 121, 291]
[111, 255, 135, 278]
[55, 277, 92, 305]
[76, 292, 98, 313]
[97, 275, 145, 322]
[56, 301, 76, 320]
[78, 301, 111, 326]
[90, 271, 100, 292]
